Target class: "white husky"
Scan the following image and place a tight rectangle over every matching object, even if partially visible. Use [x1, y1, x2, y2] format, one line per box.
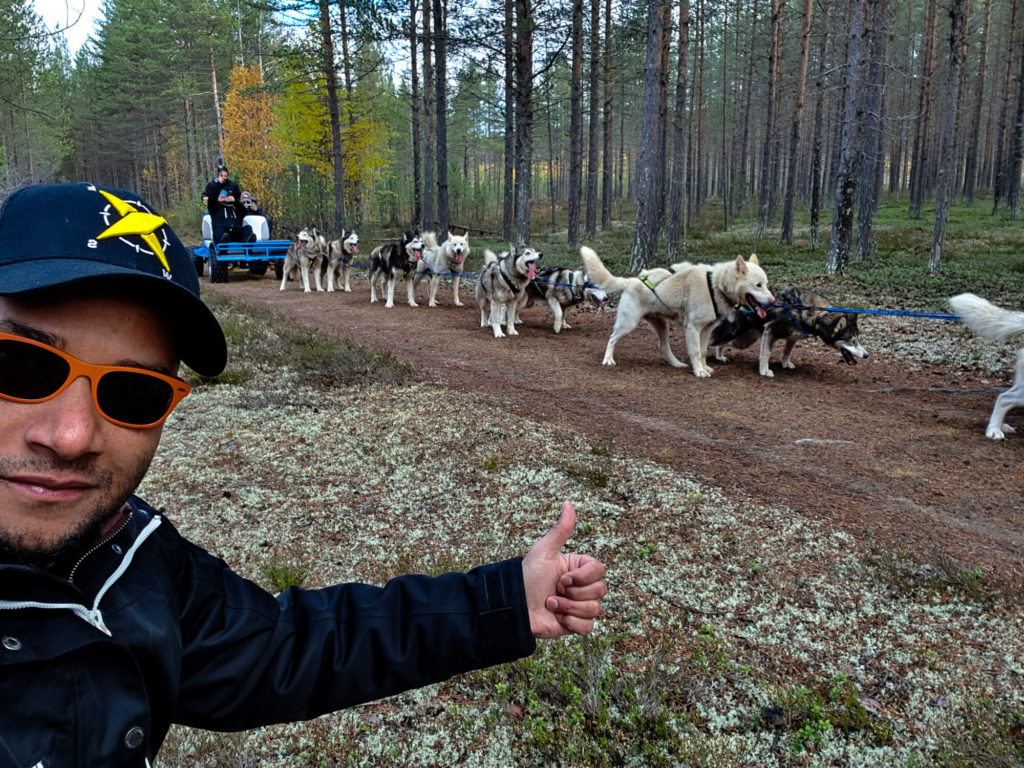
[415, 230, 471, 307]
[581, 246, 774, 377]
[949, 293, 1024, 439]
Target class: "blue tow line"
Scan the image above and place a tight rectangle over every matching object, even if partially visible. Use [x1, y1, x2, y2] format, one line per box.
[793, 305, 961, 321]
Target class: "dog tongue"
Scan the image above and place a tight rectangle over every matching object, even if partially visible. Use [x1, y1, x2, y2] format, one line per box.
[454, 253, 463, 264]
[841, 348, 857, 365]
[528, 262, 536, 280]
[352, 245, 358, 253]
[755, 304, 767, 319]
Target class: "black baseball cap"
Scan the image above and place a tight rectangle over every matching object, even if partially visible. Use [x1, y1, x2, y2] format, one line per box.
[0, 182, 227, 376]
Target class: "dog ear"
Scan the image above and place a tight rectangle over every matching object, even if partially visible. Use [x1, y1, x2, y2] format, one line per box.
[749, 253, 759, 265]
[734, 254, 748, 274]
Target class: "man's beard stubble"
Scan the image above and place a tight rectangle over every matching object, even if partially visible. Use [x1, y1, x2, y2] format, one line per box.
[0, 455, 149, 571]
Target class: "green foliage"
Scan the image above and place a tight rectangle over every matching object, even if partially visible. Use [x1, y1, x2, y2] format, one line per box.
[484, 634, 685, 767]
[768, 673, 893, 757]
[259, 551, 311, 593]
[934, 696, 1024, 766]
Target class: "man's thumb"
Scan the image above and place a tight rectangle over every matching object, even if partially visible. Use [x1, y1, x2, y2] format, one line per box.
[540, 500, 576, 552]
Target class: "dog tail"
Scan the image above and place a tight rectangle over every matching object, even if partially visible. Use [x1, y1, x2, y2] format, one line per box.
[423, 231, 438, 249]
[950, 293, 1024, 343]
[580, 246, 631, 295]
[482, 249, 498, 265]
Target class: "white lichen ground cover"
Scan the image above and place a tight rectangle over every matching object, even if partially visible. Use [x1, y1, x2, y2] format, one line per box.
[145, 339, 1023, 766]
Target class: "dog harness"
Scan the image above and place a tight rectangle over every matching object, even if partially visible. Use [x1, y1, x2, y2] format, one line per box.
[498, 265, 522, 294]
[705, 271, 722, 317]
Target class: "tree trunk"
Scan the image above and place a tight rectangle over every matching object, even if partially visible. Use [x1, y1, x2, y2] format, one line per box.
[1006, 40, 1024, 219]
[584, 0, 600, 237]
[993, 0, 1022, 214]
[756, 0, 784, 238]
[338, 1, 361, 228]
[908, 0, 938, 219]
[667, 0, 690, 260]
[433, 0, 449, 237]
[630, 0, 672, 271]
[409, 0, 423, 225]
[600, 0, 613, 230]
[930, 0, 969, 270]
[502, 0, 515, 240]
[514, 0, 534, 244]
[317, 0, 345, 233]
[855, 0, 887, 263]
[422, 0, 436, 231]
[962, 0, 991, 204]
[780, 0, 813, 246]
[567, 0, 583, 247]
[208, 42, 224, 157]
[825, 0, 867, 273]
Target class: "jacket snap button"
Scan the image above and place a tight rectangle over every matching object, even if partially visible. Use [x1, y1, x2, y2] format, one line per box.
[2, 636, 21, 651]
[124, 726, 145, 749]
[112, 544, 123, 555]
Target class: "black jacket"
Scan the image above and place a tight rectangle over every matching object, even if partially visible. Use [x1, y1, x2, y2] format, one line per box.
[0, 497, 535, 766]
[203, 178, 244, 221]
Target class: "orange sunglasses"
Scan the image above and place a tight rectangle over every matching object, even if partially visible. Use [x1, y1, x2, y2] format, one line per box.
[0, 331, 191, 428]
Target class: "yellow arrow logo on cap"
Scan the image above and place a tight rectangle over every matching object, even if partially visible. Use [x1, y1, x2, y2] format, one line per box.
[95, 189, 171, 272]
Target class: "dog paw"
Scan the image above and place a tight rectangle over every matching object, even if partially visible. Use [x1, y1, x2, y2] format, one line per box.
[761, 369, 774, 378]
[782, 361, 795, 370]
[986, 429, 1006, 439]
[493, 329, 506, 338]
[694, 369, 712, 378]
[602, 358, 617, 366]
[454, 300, 464, 307]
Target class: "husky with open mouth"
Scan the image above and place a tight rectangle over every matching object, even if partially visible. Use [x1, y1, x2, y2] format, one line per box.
[580, 246, 774, 376]
[279, 228, 328, 293]
[518, 265, 607, 333]
[475, 245, 542, 338]
[709, 286, 869, 377]
[368, 231, 424, 308]
[415, 230, 471, 307]
[323, 229, 359, 293]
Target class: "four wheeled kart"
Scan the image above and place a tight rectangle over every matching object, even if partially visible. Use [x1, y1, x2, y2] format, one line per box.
[193, 214, 291, 283]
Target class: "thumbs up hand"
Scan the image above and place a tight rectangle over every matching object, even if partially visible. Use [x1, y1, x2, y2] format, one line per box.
[522, 501, 608, 638]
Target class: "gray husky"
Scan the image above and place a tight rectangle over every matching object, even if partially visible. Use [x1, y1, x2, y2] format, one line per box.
[475, 245, 542, 337]
[709, 285, 868, 377]
[519, 265, 607, 333]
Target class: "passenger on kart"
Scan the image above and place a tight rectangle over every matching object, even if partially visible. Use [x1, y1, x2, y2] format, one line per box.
[202, 165, 255, 244]
[240, 191, 273, 238]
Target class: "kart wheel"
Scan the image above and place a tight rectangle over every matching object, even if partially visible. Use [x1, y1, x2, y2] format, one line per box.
[273, 261, 284, 280]
[209, 250, 228, 283]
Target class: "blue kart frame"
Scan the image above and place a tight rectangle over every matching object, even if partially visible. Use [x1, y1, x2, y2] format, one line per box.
[192, 239, 292, 283]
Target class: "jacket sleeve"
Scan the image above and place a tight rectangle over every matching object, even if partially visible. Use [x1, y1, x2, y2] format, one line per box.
[171, 535, 536, 730]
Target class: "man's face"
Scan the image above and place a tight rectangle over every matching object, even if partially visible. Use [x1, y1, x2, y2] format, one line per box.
[218, 169, 229, 183]
[0, 291, 177, 562]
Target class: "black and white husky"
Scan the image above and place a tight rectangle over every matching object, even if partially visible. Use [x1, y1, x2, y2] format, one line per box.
[519, 265, 608, 333]
[279, 228, 328, 293]
[949, 293, 1024, 439]
[368, 231, 424, 308]
[709, 285, 868, 377]
[475, 245, 542, 337]
[415, 230, 471, 307]
[323, 230, 359, 293]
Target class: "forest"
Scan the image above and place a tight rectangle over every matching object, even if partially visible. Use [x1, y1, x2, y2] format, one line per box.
[2, 0, 1023, 272]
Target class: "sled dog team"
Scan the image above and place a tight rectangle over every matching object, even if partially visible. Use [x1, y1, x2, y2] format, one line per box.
[276, 227, 1020, 440]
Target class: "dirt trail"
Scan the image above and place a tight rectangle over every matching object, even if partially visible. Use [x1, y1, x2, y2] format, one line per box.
[210, 274, 1024, 592]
